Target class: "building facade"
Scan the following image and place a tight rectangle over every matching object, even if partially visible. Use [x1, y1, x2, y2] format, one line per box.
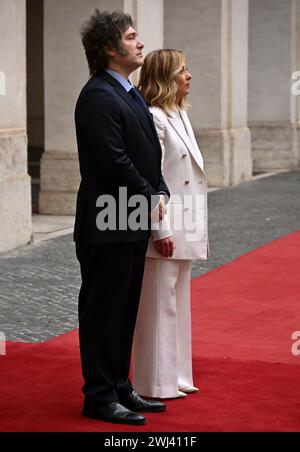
[0, 0, 299, 253]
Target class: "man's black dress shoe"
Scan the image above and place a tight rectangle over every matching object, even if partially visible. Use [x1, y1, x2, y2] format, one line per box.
[82, 401, 146, 425]
[120, 391, 166, 413]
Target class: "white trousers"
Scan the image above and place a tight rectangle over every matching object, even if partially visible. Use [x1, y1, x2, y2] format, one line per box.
[132, 258, 194, 398]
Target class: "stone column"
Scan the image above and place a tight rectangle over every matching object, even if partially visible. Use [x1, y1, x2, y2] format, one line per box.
[40, 0, 123, 215]
[249, 0, 299, 172]
[0, 0, 32, 253]
[165, 0, 252, 187]
[40, 0, 164, 215]
[125, 0, 164, 84]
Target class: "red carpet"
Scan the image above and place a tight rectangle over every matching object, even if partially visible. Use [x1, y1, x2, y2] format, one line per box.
[1, 231, 300, 432]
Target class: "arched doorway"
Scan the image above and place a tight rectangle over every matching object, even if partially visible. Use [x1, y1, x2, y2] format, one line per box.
[26, 0, 44, 213]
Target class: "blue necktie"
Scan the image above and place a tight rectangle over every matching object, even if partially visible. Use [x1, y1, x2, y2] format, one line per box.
[129, 88, 153, 129]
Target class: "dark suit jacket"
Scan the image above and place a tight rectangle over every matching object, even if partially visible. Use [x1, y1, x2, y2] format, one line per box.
[74, 71, 170, 244]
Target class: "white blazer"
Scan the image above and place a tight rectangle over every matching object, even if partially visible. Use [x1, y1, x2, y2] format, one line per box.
[147, 107, 209, 261]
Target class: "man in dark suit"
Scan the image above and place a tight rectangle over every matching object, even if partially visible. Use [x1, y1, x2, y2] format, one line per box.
[74, 10, 171, 426]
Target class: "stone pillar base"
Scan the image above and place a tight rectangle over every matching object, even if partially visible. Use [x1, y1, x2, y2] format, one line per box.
[0, 129, 32, 253]
[39, 191, 77, 216]
[39, 150, 80, 215]
[250, 121, 299, 172]
[195, 127, 253, 187]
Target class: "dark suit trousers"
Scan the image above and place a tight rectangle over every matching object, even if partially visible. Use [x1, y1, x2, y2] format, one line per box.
[76, 240, 149, 404]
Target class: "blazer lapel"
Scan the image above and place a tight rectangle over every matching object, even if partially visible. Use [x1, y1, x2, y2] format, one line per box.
[168, 112, 204, 171]
[167, 110, 204, 170]
[179, 110, 204, 170]
[100, 72, 161, 155]
[132, 89, 162, 145]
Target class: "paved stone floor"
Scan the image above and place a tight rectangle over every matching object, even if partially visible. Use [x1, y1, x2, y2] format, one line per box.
[0, 170, 299, 343]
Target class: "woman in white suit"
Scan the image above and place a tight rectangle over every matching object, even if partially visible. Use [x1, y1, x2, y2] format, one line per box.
[132, 49, 209, 399]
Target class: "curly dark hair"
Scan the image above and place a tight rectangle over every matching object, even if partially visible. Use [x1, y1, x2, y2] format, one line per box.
[80, 10, 133, 75]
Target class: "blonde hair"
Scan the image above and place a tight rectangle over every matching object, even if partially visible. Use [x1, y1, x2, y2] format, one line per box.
[139, 49, 189, 113]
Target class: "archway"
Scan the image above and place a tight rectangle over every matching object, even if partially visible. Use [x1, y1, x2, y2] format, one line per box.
[26, 0, 44, 213]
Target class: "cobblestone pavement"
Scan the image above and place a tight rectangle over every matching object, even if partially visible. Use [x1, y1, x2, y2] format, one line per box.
[192, 170, 300, 277]
[0, 170, 299, 343]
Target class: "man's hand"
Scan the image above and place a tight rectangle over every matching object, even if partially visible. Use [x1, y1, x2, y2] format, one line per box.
[154, 236, 175, 258]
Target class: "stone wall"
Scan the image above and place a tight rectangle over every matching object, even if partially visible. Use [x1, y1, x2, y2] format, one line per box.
[0, 0, 32, 253]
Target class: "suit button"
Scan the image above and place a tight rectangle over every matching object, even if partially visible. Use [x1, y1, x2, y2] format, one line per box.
[185, 181, 190, 185]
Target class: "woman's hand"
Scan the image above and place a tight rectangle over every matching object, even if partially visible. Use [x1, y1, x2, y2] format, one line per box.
[150, 195, 167, 223]
[158, 195, 166, 222]
[154, 236, 175, 258]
